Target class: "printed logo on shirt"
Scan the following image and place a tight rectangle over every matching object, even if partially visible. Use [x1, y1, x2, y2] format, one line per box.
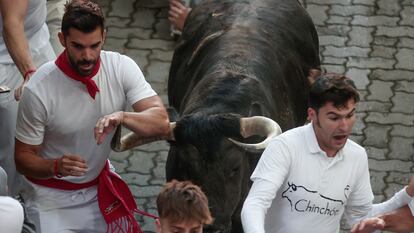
[281, 182, 347, 217]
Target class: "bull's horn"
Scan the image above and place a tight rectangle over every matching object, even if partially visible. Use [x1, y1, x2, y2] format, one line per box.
[111, 122, 176, 152]
[228, 116, 282, 152]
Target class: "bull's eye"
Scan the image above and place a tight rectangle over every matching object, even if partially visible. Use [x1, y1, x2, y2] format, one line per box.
[229, 166, 240, 177]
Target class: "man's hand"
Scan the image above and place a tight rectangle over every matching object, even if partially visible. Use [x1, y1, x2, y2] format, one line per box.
[350, 217, 385, 233]
[406, 176, 414, 197]
[94, 111, 124, 145]
[168, 0, 191, 31]
[57, 155, 88, 177]
[381, 206, 414, 233]
[14, 71, 34, 101]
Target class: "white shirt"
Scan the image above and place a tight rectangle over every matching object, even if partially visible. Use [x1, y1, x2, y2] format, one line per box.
[16, 50, 156, 183]
[241, 123, 403, 233]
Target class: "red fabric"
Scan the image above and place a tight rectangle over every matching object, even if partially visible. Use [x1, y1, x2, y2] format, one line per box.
[26, 162, 158, 233]
[55, 50, 100, 99]
[98, 162, 143, 233]
[26, 175, 99, 190]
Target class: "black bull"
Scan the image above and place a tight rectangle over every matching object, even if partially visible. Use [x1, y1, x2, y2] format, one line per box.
[112, 0, 320, 232]
[166, 0, 320, 232]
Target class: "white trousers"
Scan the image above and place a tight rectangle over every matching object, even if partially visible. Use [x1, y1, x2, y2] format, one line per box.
[23, 181, 108, 233]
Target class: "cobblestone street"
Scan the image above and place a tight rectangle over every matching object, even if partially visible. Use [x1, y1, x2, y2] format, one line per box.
[98, 0, 414, 232]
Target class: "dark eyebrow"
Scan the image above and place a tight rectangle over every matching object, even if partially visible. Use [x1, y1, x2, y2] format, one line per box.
[91, 41, 101, 47]
[70, 41, 101, 47]
[70, 41, 83, 47]
[326, 108, 356, 117]
[347, 108, 356, 115]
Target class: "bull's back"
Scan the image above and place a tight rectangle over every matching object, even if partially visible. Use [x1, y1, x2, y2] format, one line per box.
[168, 0, 320, 128]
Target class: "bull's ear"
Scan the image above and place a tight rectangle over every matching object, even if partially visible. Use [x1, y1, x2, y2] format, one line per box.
[167, 107, 179, 122]
[307, 67, 322, 85]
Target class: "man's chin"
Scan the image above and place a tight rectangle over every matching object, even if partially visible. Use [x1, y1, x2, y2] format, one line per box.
[333, 136, 348, 148]
[78, 69, 93, 76]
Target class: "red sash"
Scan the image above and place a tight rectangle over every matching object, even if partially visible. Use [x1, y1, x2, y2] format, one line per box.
[26, 162, 158, 233]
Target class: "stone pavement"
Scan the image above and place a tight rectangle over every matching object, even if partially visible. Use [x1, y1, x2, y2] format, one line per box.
[98, 0, 414, 232]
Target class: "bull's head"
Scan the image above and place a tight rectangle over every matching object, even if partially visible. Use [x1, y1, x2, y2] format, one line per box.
[111, 115, 281, 153]
[111, 114, 281, 233]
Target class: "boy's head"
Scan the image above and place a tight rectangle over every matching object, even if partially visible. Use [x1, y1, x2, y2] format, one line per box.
[156, 180, 213, 233]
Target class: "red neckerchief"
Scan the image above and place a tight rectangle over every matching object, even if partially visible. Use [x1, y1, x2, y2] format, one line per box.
[26, 162, 158, 233]
[55, 49, 100, 99]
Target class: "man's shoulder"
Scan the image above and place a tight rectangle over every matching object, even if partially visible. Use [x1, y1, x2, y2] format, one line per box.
[278, 124, 307, 140]
[99, 50, 139, 73]
[26, 61, 59, 90]
[272, 125, 307, 148]
[344, 138, 367, 157]
[100, 50, 132, 63]
[345, 138, 365, 151]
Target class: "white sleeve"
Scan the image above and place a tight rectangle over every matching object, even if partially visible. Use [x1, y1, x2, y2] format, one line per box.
[15, 88, 46, 145]
[250, 138, 292, 184]
[371, 188, 413, 216]
[241, 139, 291, 233]
[242, 179, 278, 233]
[344, 152, 374, 226]
[119, 55, 156, 105]
[345, 188, 413, 227]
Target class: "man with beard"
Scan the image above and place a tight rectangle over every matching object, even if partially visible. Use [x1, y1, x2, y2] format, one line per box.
[14, 0, 170, 232]
[241, 74, 414, 233]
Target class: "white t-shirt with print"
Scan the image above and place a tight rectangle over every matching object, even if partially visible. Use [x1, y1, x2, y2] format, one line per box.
[16, 50, 156, 183]
[244, 123, 374, 233]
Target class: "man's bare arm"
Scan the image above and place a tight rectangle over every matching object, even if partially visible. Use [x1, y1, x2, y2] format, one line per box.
[95, 95, 170, 145]
[0, 0, 36, 76]
[15, 139, 87, 179]
[381, 205, 414, 232]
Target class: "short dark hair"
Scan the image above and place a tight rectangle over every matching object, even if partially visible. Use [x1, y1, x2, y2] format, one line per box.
[157, 180, 213, 225]
[62, 0, 105, 35]
[309, 73, 360, 111]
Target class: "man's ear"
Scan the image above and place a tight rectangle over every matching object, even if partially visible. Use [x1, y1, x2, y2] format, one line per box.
[58, 32, 66, 48]
[307, 107, 316, 122]
[307, 68, 322, 85]
[102, 29, 107, 44]
[155, 219, 161, 233]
